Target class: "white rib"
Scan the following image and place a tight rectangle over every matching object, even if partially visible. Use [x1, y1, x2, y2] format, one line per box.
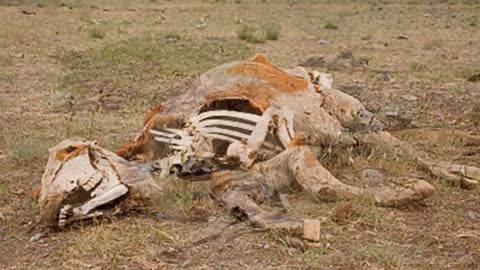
[196, 127, 250, 140]
[150, 129, 190, 139]
[164, 128, 191, 137]
[190, 110, 262, 124]
[153, 136, 192, 146]
[194, 119, 255, 131]
[170, 145, 188, 150]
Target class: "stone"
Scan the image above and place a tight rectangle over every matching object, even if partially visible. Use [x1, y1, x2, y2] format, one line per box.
[337, 50, 354, 60]
[457, 254, 475, 268]
[303, 219, 320, 242]
[299, 56, 326, 67]
[401, 95, 418, 101]
[467, 73, 480, 82]
[360, 169, 386, 187]
[30, 232, 46, 243]
[379, 71, 393, 81]
[384, 105, 401, 117]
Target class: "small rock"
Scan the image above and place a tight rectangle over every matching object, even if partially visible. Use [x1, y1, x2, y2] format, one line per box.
[379, 71, 393, 81]
[166, 37, 177, 43]
[317, 39, 327, 45]
[55, 91, 72, 99]
[385, 108, 400, 117]
[457, 254, 475, 268]
[30, 232, 46, 243]
[299, 56, 326, 67]
[467, 210, 478, 221]
[467, 73, 480, 82]
[10, 53, 24, 58]
[397, 34, 409, 40]
[424, 13, 431, 17]
[263, 244, 270, 249]
[337, 50, 354, 60]
[401, 94, 418, 101]
[11, 189, 24, 195]
[338, 84, 362, 95]
[360, 169, 386, 187]
[21, 10, 36, 15]
[195, 23, 207, 29]
[180, 260, 190, 268]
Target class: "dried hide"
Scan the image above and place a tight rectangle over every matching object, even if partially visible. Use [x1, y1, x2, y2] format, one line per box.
[36, 54, 480, 243]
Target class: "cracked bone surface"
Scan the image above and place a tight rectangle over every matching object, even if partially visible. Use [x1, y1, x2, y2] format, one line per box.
[37, 54, 479, 240]
[38, 138, 159, 227]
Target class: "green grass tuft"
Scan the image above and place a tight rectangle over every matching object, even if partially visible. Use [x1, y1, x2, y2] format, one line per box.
[89, 28, 106, 39]
[324, 20, 338, 30]
[262, 21, 282, 40]
[237, 21, 282, 43]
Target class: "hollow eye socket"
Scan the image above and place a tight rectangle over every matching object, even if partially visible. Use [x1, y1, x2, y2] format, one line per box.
[65, 146, 77, 153]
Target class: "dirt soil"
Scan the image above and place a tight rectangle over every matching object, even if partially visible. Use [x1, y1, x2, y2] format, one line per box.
[1, 0, 480, 269]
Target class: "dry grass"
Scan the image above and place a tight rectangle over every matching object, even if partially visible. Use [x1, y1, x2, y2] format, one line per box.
[1, 0, 480, 269]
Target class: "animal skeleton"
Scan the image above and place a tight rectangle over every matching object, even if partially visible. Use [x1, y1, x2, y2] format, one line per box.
[37, 55, 480, 242]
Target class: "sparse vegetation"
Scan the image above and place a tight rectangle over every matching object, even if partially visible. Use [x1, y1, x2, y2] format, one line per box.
[1, 1, 480, 269]
[324, 20, 338, 30]
[88, 28, 106, 39]
[262, 21, 282, 40]
[59, 34, 251, 100]
[353, 243, 406, 269]
[7, 133, 50, 162]
[409, 62, 428, 72]
[236, 21, 282, 43]
[165, 32, 181, 40]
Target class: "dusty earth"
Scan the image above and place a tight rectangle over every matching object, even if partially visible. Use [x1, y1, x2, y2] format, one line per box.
[1, 0, 480, 269]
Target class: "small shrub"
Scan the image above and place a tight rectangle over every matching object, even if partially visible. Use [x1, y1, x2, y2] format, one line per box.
[236, 22, 281, 43]
[165, 32, 181, 40]
[324, 20, 338, 30]
[89, 28, 106, 39]
[237, 23, 266, 43]
[262, 21, 282, 40]
[409, 62, 427, 72]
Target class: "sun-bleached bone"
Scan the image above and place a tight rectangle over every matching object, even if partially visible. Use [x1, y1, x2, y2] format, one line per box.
[189, 110, 263, 124]
[151, 128, 192, 150]
[191, 108, 274, 148]
[38, 138, 159, 228]
[38, 54, 479, 244]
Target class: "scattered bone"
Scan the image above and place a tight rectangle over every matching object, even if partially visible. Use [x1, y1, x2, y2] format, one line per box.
[36, 54, 479, 244]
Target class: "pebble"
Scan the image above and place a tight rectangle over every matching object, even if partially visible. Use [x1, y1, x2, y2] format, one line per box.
[30, 232, 46, 243]
[360, 169, 386, 187]
[385, 105, 401, 117]
[401, 94, 418, 101]
[166, 37, 178, 43]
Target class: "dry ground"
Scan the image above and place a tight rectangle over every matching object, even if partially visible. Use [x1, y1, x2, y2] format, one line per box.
[1, 0, 480, 269]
